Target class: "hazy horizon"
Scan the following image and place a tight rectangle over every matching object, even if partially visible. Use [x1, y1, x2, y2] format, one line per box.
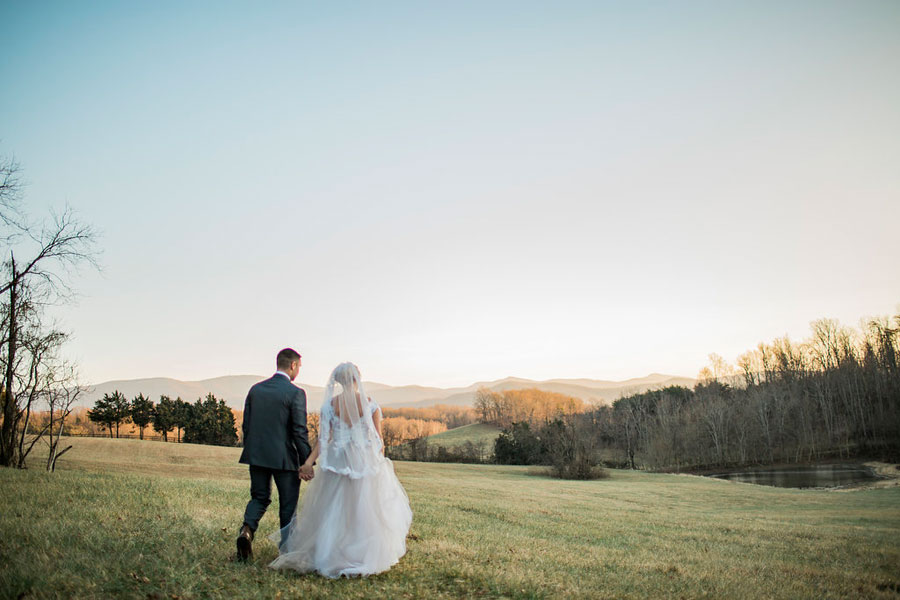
[2, 1, 898, 389]
[86, 370, 694, 388]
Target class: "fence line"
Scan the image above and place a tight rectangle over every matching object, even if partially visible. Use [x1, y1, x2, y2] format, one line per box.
[60, 431, 184, 443]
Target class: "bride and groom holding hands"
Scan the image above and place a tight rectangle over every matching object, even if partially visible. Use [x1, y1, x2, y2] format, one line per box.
[236, 348, 412, 578]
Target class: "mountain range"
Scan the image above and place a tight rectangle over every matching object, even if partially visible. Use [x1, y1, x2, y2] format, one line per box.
[77, 373, 696, 411]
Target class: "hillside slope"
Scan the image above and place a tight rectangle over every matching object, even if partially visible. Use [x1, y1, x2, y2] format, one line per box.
[423, 423, 502, 449]
[80, 373, 696, 411]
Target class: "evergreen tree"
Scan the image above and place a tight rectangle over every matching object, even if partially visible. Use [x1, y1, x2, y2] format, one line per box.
[87, 396, 115, 438]
[107, 391, 131, 438]
[130, 393, 153, 440]
[173, 397, 191, 442]
[152, 395, 176, 442]
[494, 422, 546, 465]
[182, 393, 238, 447]
[215, 397, 239, 446]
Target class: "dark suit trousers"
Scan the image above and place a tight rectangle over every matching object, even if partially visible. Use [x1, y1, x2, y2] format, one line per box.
[243, 465, 300, 536]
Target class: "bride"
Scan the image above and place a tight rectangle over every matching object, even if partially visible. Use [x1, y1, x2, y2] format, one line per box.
[269, 362, 412, 578]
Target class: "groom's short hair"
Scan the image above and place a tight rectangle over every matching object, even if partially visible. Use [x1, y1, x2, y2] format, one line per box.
[277, 348, 301, 370]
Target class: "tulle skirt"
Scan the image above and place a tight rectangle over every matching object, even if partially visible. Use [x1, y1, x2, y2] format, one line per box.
[268, 457, 412, 578]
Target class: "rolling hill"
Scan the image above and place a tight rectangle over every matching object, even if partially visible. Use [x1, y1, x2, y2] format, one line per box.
[78, 373, 695, 411]
[387, 373, 697, 408]
[423, 423, 503, 449]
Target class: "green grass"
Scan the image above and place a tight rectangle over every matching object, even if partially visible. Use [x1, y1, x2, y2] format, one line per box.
[425, 423, 501, 449]
[2, 437, 899, 599]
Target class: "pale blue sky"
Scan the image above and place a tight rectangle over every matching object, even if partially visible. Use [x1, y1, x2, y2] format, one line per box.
[2, 1, 899, 387]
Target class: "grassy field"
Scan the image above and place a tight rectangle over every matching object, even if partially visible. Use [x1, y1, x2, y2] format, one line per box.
[425, 423, 502, 449]
[2, 438, 899, 599]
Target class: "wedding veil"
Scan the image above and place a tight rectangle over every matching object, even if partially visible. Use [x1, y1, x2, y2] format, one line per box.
[269, 362, 411, 576]
[317, 362, 383, 479]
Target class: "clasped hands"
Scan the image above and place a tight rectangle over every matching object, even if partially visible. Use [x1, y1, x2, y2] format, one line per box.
[299, 464, 315, 481]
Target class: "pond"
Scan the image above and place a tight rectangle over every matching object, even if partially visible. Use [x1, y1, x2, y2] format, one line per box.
[707, 464, 880, 489]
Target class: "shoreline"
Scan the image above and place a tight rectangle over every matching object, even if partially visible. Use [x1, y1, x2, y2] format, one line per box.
[846, 461, 900, 491]
[672, 460, 900, 491]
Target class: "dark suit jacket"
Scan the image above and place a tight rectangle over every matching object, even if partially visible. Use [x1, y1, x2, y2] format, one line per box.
[239, 374, 311, 471]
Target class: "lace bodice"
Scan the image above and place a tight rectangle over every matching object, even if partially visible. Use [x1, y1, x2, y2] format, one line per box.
[319, 394, 383, 479]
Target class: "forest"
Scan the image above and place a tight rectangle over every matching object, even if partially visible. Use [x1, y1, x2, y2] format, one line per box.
[599, 314, 900, 470]
[479, 313, 900, 475]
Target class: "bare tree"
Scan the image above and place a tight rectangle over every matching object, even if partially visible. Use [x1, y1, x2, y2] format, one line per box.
[0, 157, 99, 468]
[588, 310, 900, 472]
[44, 364, 83, 472]
[0, 155, 23, 233]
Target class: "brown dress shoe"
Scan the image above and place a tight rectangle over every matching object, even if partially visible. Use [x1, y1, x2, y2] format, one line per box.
[236, 524, 254, 561]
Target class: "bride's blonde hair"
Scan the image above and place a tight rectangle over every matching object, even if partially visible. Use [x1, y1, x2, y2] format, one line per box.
[332, 362, 358, 389]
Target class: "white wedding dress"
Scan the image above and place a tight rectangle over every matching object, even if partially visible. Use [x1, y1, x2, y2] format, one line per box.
[268, 363, 412, 578]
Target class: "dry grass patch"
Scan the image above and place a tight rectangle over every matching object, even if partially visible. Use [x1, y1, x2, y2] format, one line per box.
[1, 437, 898, 599]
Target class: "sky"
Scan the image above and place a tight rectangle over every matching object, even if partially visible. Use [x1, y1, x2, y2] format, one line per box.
[1, 1, 898, 388]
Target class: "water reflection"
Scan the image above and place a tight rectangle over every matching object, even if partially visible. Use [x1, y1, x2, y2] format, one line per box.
[708, 464, 878, 488]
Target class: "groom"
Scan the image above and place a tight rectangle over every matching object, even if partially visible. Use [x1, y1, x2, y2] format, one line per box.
[236, 348, 312, 561]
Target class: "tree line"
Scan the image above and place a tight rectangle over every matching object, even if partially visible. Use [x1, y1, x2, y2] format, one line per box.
[381, 405, 476, 429]
[486, 312, 900, 474]
[388, 388, 595, 476]
[391, 309, 899, 480]
[377, 405, 478, 447]
[87, 392, 238, 447]
[598, 314, 900, 470]
[381, 417, 447, 447]
[387, 437, 491, 464]
[474, 388, 585, 428]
